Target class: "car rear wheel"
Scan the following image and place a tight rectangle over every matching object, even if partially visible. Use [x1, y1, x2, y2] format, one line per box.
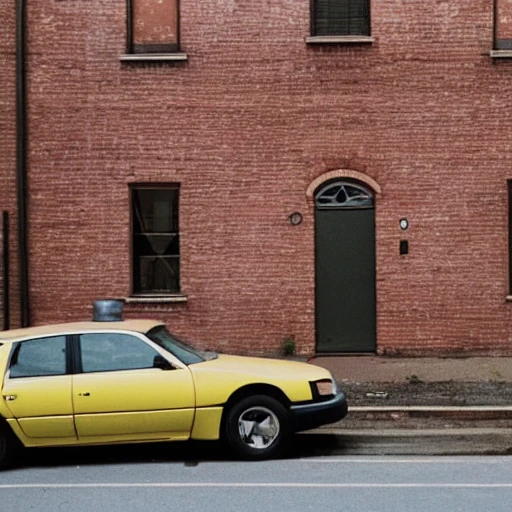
[224, 395, 289, 460]
[0, 423, 19, 470]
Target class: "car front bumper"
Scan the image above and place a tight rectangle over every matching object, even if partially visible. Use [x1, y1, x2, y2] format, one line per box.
[289, 390, 348, 433]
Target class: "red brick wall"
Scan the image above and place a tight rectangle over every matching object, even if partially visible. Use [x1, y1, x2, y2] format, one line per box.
[2, 0, 512, 355]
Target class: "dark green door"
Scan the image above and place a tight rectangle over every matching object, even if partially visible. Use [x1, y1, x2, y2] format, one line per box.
[315, 181, 376, 353]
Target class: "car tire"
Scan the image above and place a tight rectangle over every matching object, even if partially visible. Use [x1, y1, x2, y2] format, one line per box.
[223, 395, 289, 460]
[0, 423, 20, 470]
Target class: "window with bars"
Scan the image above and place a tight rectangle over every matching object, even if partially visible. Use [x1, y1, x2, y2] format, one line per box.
[131, 186, 180, 295]
[127, 0, 180, 54]
[312, 0, 370, 37]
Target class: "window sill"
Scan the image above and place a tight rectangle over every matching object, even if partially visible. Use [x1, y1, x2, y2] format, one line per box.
[120, 53, 188, 62]
[506, 296, 512, 302]
[125, 295, 188, 304]
[306, 35, 374, 45]
[490, 50, 512, 59]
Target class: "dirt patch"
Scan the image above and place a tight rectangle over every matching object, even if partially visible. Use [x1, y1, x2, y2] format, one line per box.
[339, 380, 512, 406]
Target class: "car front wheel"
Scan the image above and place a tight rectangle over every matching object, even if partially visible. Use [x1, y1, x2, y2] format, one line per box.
[224, 395, 289, 460]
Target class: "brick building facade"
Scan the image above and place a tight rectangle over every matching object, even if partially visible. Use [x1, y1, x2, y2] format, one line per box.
[2, 1, 512, 356]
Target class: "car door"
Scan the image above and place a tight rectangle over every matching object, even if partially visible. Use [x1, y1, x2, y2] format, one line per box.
[1, 335, 76, 441]
[72, 332, 196, 443]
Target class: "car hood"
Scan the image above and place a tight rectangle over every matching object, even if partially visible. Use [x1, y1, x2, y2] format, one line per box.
[193, 354, 331, 379]
[189, 354, 334, 406]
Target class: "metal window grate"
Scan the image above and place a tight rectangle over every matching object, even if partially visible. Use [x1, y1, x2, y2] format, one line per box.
[315, 181, 374, 209]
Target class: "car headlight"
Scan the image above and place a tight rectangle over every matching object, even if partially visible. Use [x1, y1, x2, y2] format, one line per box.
[311, 378, 336, 398]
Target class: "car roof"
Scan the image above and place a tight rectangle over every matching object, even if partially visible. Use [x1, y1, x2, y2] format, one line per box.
[0, 320, 165, 343]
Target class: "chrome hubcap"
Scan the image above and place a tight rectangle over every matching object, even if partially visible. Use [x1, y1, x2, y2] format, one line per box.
[237, 406, 280, 450]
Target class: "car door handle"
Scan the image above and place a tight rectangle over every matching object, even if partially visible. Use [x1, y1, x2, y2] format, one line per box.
[78, 392, 90, 397]
[3, 395, 16, 401]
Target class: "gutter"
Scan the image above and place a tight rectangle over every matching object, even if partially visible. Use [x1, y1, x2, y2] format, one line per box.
[16, 0, 30, 327]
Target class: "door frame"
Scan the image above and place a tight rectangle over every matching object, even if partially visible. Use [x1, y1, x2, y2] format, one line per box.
[311, 175, 379, 354]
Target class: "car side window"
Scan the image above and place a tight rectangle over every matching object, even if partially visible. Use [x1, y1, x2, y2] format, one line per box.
[9, 336, 67, 378]
[80, 333, 161, 373]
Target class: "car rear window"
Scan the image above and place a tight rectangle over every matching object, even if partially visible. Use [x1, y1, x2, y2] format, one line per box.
[9, 336, 67, 378]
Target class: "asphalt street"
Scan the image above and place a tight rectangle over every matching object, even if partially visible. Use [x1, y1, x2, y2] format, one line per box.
[1, 444, 512, 512]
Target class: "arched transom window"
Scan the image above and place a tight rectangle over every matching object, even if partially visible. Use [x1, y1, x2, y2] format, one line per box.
[315, 181, 374, 208]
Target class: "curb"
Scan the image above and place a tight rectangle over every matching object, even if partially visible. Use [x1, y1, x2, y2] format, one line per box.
[296, 406, 512, 456]
[350, 406, 512, 412]
[299, 428, 512, 456]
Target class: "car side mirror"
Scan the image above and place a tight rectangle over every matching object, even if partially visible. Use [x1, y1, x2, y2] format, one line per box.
[153, 355, 174, 370]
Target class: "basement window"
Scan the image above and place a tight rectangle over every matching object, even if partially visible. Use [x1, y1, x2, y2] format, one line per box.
[131, 186, 180, 295]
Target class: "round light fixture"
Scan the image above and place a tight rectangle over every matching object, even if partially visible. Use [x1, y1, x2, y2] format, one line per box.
[289, 212, 303, 226]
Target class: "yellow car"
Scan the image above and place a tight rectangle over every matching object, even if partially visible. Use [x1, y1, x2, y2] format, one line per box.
[0, 305, 347, 467]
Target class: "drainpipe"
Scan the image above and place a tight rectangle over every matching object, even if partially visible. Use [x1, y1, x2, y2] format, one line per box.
[2, 212, 9, 330]
[16, 0, 30, 327]
[493, 0, 497, 49]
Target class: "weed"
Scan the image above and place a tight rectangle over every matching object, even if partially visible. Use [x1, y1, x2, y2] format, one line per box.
[282, 336, 296, 357]
[406, 374, 423, 384]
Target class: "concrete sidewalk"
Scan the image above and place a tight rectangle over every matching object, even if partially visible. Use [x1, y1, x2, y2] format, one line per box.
[305, 355, 512, 455]
[309, 355, 512, 382]
[309, 355, 512, 406]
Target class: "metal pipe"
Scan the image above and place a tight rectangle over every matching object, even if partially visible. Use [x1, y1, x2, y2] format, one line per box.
[2, 211, 9, 330]
[126, 0, 133, 53]
[16, 0, 30, 327]
[494, 0, 498, 49]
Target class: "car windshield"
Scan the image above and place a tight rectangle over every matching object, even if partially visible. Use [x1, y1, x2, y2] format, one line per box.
[146, 326, 217, 365]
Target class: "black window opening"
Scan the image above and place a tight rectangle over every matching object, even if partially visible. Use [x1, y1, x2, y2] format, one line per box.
[127, 0, 180, 54]
[132, 186, 180, 295]
[312, 0, 370, 37]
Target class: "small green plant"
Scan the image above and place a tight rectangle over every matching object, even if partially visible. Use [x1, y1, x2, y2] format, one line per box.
[491, 369, 503, 380]
[406, 374, 423, 384]
[282, 336, 296, 357]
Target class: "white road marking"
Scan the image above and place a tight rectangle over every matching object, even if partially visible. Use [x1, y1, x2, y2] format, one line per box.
[306, 458, 506, 464]
[1, 483, 512, 489]
[350, 406, 512, 412]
